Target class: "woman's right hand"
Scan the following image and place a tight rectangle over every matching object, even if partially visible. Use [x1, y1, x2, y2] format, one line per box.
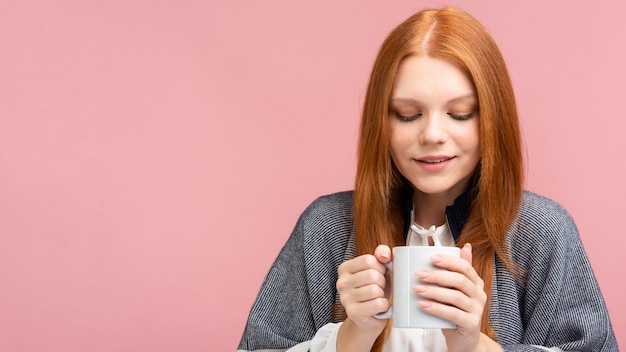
[336, 244, 392, 332]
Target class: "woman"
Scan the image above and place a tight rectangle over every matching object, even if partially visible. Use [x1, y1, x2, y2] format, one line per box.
[238, 7, 618, 352]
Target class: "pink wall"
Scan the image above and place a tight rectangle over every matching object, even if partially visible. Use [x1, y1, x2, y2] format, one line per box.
[0, 1, 623, 351]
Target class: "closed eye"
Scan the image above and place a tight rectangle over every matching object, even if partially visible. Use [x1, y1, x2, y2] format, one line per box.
[395, 112, 422, 122]
[448, 112, 475, 121]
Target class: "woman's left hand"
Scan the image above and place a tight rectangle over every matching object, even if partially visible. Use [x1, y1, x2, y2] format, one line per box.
[413, 243, 501, 352]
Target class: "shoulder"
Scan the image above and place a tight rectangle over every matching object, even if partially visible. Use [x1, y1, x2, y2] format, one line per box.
[508, 191, 581, 264]
[299, 191, 354, 226]
[516, 190, 577, 233]
[295, 191, 355, 253]
[304, 191, 354, 213]
[270, 191, 355, 270]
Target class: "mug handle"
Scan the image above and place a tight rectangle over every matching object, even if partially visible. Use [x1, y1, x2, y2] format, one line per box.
[373, 262, 393, 319]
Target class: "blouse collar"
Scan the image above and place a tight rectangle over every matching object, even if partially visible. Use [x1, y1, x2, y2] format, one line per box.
[401, 186, 471, 244]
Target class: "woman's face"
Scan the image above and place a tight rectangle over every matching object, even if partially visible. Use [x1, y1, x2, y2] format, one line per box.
[388, 55, 481, 202]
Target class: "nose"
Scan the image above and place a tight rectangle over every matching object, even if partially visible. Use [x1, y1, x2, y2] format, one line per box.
[418, 114, 447, 144]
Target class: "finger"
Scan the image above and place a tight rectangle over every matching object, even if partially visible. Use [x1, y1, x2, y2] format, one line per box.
[338, 254, 386, 276]
[340, 281, 390, 318]
[429, 252, 483, 287]
[350, 268, 387, 290]
[345, 296, 391, 321]
[418, 299, 482, 330]
[413, 283, 485, 313]
[349, 283, 386, 303]
[374, 244, 392, 264]
[337, 265, 387, 294]
[416, 268, 484, 298]
[460, 243, 473, 264]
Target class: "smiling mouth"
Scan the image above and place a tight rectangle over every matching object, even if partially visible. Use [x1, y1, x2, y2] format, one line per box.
[419, 157, 454, 163]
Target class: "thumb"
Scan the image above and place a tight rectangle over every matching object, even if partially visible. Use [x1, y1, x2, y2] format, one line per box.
[374, 244, 392, 264]
[460, 242, 473, 264]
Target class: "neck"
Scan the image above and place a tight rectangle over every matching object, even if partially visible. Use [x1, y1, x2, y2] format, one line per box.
[412, 191, 456, 227]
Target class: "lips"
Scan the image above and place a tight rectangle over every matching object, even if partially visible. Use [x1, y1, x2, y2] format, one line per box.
[417, 156, 454, 163]
[414, 156, 454, 172]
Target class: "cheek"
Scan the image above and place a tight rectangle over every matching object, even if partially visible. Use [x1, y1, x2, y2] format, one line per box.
[388, 122, 415, 151]
[457, 122, 480, 153]
[388, 123, 410, 168]
[465, 135, 480, 154]
[467, 137, 482, 166]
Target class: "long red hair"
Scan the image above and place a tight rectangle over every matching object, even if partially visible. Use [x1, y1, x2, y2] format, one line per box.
[350, 7, 523, 349]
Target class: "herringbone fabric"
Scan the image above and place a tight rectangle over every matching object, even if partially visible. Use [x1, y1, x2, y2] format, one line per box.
[238, 191, 618, 351]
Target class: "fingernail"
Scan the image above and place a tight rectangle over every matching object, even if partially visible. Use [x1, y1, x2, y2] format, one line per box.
[419, 301, 432, 309]
[416, 270, 430, 279]
[431, 255, 443, 264]
[414, 285, 427, 293]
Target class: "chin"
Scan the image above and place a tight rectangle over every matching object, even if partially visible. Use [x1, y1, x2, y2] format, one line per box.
[413, 185, 453, 195]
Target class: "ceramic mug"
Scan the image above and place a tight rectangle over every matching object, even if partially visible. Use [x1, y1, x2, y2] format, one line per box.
[374, 245, 461, 328]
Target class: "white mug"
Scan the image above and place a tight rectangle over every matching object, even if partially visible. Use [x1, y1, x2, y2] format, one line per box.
[374, 245, 461, 328]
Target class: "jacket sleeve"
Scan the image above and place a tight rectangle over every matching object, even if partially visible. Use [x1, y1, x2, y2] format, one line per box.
[237, 193, 354, 351]
[496, 194, 619, 351]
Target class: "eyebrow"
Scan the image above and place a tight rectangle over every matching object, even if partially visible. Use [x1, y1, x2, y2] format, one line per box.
[390, 94, 477, 105]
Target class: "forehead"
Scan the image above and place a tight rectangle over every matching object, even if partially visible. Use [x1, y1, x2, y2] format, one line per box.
[392, 55, 475, 101]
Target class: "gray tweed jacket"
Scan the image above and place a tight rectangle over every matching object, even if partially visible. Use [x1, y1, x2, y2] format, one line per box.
[238, 191, 618, 351]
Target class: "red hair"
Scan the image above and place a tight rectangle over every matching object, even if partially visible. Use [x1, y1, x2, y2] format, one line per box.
[350, 7, 523, 349]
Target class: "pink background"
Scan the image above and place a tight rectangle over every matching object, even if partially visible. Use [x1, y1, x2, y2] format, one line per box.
[0, 1, 624, 351]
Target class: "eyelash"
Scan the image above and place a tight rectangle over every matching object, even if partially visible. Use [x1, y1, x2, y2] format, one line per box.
[395, 113, 421, 122]
[448, 112, 475, 121]
[393, 112, 476, 122]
